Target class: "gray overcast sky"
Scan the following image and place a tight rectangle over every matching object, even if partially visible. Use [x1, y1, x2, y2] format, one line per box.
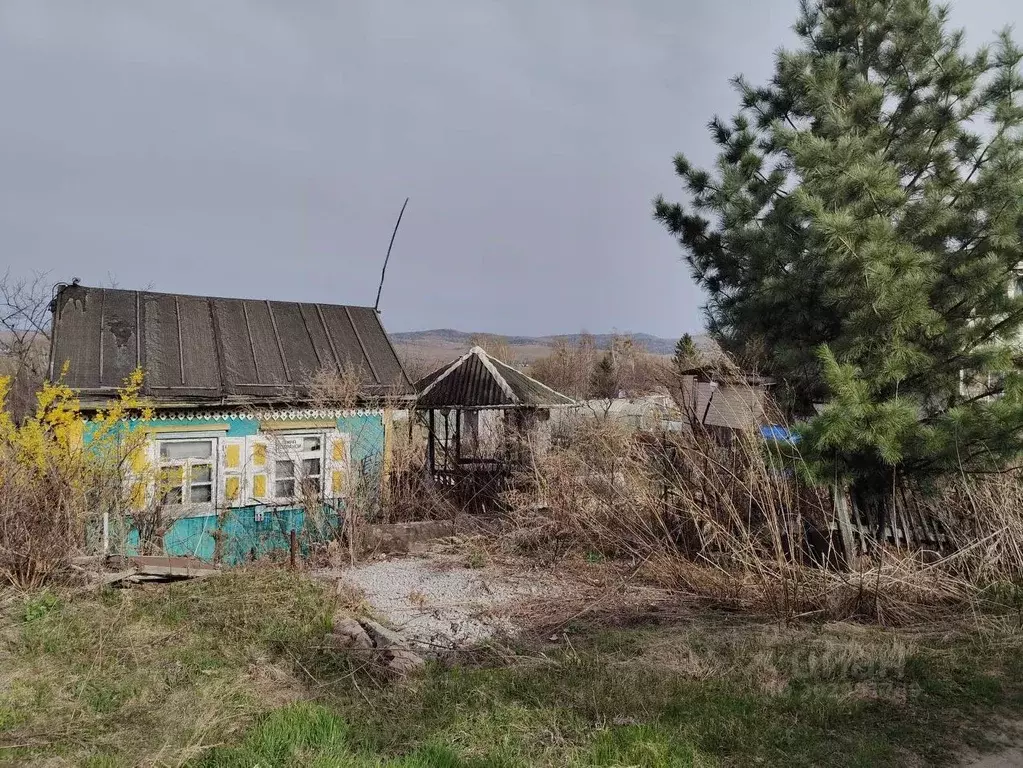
[0, 1, 1019, 337]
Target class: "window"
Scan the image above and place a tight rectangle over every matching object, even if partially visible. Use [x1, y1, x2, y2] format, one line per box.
[157, 439, 215, 509]
[272, 435, 324, 501]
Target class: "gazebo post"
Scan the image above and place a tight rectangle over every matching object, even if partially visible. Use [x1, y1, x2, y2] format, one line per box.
[455, 409, 461, 466]
[443, 410, 449, 472]
[427, 409, 436, 476]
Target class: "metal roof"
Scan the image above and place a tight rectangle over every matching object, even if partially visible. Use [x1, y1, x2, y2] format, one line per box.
[689, 380, 768, 430]
[49, 284, 413, 406]
[415, 346, 575, 410]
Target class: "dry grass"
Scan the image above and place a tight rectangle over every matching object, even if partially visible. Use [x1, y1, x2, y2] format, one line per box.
[0, 569, 336, 766]
[501, 409, 1023, 626]
[4, 565, 1023, 766]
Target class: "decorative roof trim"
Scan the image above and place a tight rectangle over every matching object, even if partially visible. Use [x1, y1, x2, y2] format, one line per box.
[91, 407, 385, 423]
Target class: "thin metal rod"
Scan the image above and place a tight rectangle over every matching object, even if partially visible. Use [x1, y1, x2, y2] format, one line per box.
[374, 197, 409, 312]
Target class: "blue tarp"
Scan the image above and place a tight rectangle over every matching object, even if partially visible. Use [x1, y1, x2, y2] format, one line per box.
[760, 425, 799, 443]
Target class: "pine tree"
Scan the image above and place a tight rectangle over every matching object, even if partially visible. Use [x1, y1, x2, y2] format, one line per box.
[655, 0, 1023, 493]
[673, 333, 699, 375]
[590, 353, 620, 400]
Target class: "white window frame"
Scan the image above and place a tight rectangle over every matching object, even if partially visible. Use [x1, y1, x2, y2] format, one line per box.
[154, 435, 219, 517]
[269, 431, 327, 504]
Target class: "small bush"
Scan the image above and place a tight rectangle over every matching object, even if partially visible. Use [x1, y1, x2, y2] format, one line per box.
[0, 370, 150, 587]
[20, 592, 60, 623]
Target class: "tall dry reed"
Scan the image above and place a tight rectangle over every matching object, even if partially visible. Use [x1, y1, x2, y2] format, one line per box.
[504, 407, 1023, 625]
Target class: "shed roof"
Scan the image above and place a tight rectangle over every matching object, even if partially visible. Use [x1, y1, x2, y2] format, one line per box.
[689, 380, 768, 430]
[415, 346, 575, 410]
[49, 284, 413, 407]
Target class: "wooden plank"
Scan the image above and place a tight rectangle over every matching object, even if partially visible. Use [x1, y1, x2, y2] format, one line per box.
[106, 555, 219, 579]
[833, 483, 856, 561]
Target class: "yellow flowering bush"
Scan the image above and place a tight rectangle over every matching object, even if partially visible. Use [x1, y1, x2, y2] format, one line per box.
[0, 368, 151, 587]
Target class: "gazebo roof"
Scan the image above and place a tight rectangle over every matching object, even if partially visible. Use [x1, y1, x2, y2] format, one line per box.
[415, 346, 576, 410]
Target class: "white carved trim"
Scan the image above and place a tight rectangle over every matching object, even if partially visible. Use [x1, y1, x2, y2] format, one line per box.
[99, 407, 384, 423]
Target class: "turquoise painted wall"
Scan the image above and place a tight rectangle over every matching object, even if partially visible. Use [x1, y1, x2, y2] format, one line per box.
[90, 411, 386, 565]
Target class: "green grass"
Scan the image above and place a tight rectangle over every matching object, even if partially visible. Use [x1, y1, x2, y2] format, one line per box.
[2, 571, 1023, 766]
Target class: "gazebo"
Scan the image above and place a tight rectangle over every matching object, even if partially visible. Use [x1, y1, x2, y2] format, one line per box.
[415, 347, 575, 496]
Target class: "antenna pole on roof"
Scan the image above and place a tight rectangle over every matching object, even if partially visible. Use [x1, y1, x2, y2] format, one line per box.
[374, 196, 409, 313]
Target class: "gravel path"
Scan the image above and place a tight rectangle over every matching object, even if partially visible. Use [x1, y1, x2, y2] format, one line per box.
[337, 556, 554, 648]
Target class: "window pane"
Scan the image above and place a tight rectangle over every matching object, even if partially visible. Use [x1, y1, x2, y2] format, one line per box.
[275, 479, 295, 497]
[190, 464, 212, 484]
[190, 484, 212, 503]
[161, 487, 183, 505]
[275, 460, 295, 479]
[160, 440, 213, 460]
[302, 458, 321, 477]
[302, 437, 321, 451]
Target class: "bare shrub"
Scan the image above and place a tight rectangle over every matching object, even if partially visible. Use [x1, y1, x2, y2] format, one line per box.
[531, 333, 669, 400]
[396, 350, 437, 384]
[303, 366, 453, 538]
[529, 335, 598, 399]
[0, 270, 52, 421]
[307, 364, 364, 411]
[378, 409, 455, 524]
[469, 333, 512, 362]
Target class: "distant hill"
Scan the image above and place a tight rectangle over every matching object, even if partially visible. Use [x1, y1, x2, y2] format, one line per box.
[391, 328, 715, 363]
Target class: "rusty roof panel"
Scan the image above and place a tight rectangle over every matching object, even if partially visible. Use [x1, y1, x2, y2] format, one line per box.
[51, 287, 101, 389]
[98, 288, 138, 387]
[50, 284, 412, 405]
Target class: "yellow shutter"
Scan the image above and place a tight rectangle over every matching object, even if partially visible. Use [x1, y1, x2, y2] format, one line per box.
[331, 438, 345, 461]
[332, 470, 345, 495]
[225, 476, 240, 501]
[253, 443, 267, 467]
[225, 444, 241, 469]
[252, 473, 267, 498]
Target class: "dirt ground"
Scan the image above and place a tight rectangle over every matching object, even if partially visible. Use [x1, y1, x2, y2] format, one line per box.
[316, 544, 676, 650]
[965, 721, 1023, 767]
